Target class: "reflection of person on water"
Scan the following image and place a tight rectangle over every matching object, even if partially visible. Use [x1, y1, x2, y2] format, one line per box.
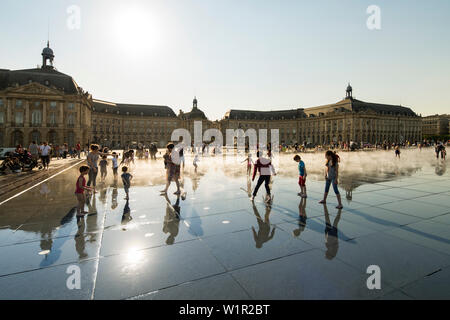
[251, 202, 275, 248]
[293, 198, 307, 237]
[162, 193, 181, 245]
[323, 204, 342, 260]
[75, 219, 88, 259]
[121, 200, 132, 225]
[85, 193, 98, 242]
[111, 180, 118, 209]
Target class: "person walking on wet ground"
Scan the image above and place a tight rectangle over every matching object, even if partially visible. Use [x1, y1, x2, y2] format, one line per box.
[319, 150, 343, 209]
[75, 166, 94, 218]
[29, 141, 39, 162]
[436, 143, 446, 159]
[395, 145, 401, 158]
[294, 154, 307, 198]
[39, 141, 52, 170]
[76, 142, 82, 159]
[251, 151, 276, 202]
[161, 143, 181, 195]
[99, 155, 108, 182]
[242, 153, 253, 176]
[112, 152, 119, 178]
[86, 144, 110, 192]
[193, 154, 200, 173]
[121, 166, 133, 200]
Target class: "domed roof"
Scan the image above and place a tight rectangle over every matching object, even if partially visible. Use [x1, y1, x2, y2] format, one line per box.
[184, 108, 207, 120]
[42, 42, 54, 58]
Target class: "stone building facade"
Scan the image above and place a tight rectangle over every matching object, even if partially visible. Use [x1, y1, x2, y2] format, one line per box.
[221, 85, 422, 145]
[422, 114, 450, 138]
[1, 44, 422, 149]
[0, 42, 92, 148]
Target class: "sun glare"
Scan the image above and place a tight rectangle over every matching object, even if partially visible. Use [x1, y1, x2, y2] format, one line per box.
[112, 6, 160, 56]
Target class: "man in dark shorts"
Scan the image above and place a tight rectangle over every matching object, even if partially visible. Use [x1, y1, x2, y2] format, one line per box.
[39, 141, 51, 170]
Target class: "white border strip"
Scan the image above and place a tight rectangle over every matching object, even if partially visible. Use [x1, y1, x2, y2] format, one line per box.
[0, 160, 83, 206]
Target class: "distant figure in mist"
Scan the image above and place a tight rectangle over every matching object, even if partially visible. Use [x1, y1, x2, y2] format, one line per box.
[436, 143, 446, 159]
[395, 146, 401, 159]
[319, 151, 343, 209]
[242, 153, 253, 176]
[193, 154, 200, 173]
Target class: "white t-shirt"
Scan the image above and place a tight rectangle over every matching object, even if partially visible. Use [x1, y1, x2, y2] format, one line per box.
[112, 157, 118, 168]
[39, 145, 51, 156]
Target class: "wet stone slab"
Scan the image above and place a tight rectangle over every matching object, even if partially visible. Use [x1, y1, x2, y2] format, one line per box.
[0, 149, 449, 299]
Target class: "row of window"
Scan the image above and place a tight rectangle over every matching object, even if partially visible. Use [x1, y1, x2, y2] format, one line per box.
[0, 111, 76, 125]
[0, 99, 75, 110]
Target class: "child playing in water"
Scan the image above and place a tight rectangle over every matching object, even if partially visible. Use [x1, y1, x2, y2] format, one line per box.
[161, 143, 181, 195]
[294, 155, 307, 198]
[319, 150, 343, 209]
[193, 154, 199, 172]
[99, 155, 108, 181]
[111, 152, 119, 178]
[395, 146, 401, 158]
[242, 153, 253, 176]
[121, 166, 133, 200]
[75, 166, 94, 218]
[251, 151, 276, 202]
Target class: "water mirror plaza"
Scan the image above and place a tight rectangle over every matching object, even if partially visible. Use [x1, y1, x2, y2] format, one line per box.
[0, 148, 449, 300]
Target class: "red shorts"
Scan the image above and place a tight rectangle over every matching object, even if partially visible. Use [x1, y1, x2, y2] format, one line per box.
[298, 176, 306, 187]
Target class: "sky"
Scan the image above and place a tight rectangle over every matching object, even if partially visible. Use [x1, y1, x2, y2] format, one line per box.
[0, 0, 449, 120]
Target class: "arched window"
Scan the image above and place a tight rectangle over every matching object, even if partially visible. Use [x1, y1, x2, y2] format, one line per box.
[13, 130, 23, 146]
[48, 131, 58, 144]
[67, 114, 75, 126]
[32, 110, 42, 125]
[15, 112, 24, 125]
[31, 131, 41, 144]
[67, 131, 75, 147]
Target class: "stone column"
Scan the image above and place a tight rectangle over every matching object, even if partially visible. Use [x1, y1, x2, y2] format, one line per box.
[24, 100, 30, 128]
[42, 101, 47, 127]
[6, 98, 12, 126]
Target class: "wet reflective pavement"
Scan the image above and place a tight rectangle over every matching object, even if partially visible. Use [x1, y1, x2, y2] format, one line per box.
[0, 149, 449, 300]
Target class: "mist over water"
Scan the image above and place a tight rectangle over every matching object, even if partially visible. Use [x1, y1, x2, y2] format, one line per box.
[119, 147, 447, 190]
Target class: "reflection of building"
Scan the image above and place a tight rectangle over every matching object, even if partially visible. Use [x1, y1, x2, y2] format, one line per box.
[221, 85, 422, 145]
[0, 44, 423, 148]
[422, 114, 450, 138]
[0, 42, 92, 147]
